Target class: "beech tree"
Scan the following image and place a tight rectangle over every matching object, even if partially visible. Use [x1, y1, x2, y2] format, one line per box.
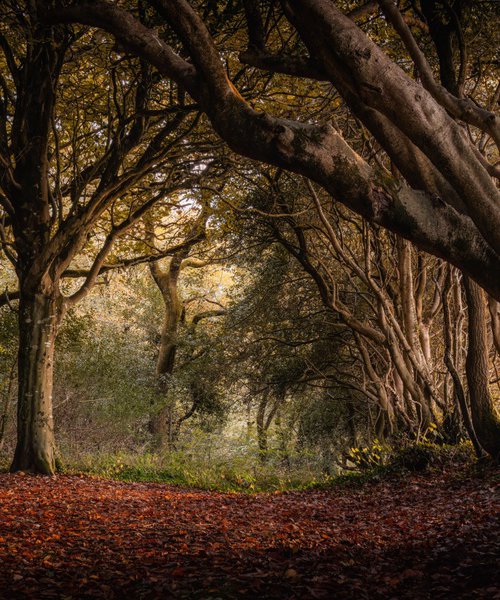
[145, 205, 226, 446]
[0, 0, 223, 473]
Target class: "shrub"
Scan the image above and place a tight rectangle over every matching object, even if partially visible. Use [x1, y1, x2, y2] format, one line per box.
[389, 440, 475, 472]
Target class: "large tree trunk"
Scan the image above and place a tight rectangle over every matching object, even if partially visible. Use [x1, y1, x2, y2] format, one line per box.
[463, 278, 500, 460]
[10, 288, 64, 474]
[442, 270, 483, 456]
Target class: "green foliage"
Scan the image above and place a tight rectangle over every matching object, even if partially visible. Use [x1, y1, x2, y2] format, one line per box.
[388, 440, 475, 473]
[0, 308, 17, 366]
[57, 312, 156, 419]
[60, 438, 479, 492]
[348, 439, 389, 469]
[61, 424, 341, 492]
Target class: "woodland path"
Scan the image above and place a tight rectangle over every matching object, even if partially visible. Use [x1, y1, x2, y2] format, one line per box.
[0, 470, 498, 599]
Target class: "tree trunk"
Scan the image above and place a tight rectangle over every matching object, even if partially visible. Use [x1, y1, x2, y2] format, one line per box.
[256, 392, 269, 464]
[442, 271, 483, 456]
[257, 424, 268, 463]
[463, 278, 500, 460]
[10, 290, 64, 474]
[149, 401, 175, 448]
[148, 253, 185, 439]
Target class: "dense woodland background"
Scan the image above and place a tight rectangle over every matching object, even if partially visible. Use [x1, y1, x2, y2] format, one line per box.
[0, 0, 499, 483]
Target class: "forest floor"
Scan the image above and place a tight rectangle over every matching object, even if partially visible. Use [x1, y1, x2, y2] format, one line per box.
[0, 467, 498, 599]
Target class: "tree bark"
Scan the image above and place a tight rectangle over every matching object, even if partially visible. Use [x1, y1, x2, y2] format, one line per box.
[148, 256, 184, 440]
[488, 296, 500, 356]
[256, 393, 269, 463]
[11, 288, 64, 474]
[442, 270, 483, 457]
[463, 278, 500, 460]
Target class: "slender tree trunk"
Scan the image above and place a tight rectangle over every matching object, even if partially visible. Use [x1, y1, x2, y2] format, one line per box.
[148, 247, 188, 439]
[257, 423, 268, 463]
[463, 277, 500, 460]
[256, 392, 269, 463]
[11, 288, 64, 474]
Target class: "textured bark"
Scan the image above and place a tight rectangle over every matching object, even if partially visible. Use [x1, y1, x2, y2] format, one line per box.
[442, 271, 483, 457]
[284, 0, 500, 251]
[11, 288, 64, 474]
[396, 241, 437, 422]
[5, 18, 65, 474]
[463, 278, 500, 460]
[153, 258, 184, 383]
[398, 240, 418, 352]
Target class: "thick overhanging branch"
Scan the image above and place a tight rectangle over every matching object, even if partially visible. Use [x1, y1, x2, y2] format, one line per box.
[46, 1, 199, 95]
[147, 0, 234, 103]
[46, 0, 500, 300]
[282, 0, 500, 254]
[379, 0, 500, 152]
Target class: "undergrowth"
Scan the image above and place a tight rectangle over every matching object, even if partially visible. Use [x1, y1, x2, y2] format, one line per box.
[52, 440, 480, 493]
[0, 436, 484, 492]
[61, 450, 337, 492]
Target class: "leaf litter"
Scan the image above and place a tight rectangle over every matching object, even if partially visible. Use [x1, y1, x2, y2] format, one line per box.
[0, 469, 498, 599]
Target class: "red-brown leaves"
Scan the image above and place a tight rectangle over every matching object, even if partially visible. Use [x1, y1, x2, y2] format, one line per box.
[0, 471, 498, 598]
